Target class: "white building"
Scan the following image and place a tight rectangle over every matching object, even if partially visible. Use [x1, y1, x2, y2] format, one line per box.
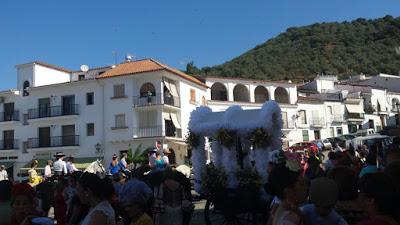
[0, 59, 208, 179]
[2, 60, 400, 180]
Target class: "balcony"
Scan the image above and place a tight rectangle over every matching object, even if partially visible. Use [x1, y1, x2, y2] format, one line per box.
[282, 120, 295, 129]
[332, 114, 345, 122]
[0, 139, 19, 150]
[309, 118, 325, 127]
[0, 111, 20, 122]
[28, 105, 79, 119]
[133, 126, 182, 138]
[28, 135, 79, 148]
[133, 94, 180, 108]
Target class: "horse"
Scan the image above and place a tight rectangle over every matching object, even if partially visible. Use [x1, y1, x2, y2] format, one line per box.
[84, 159, 107, 178]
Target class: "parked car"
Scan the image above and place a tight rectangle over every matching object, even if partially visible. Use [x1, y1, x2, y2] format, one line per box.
[321, 139, 332, 151]
[289, 142, 319, 154]
[326, 137, 346, 148]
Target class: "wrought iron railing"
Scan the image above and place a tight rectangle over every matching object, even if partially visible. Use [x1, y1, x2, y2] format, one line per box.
[28, 135, 79, 148]
[133, 94, 180, 108]
[309, 118, 325, 126]
[28, 105, 79, 119]
[0, 139, 19, 150]
[133, 126, 182, 138]
[0, 111, 20, 122]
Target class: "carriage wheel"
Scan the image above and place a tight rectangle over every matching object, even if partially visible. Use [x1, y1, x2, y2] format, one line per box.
[204, 199, 257, 225]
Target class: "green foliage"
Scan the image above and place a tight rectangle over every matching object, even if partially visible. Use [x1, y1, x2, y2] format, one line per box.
[200, 16, 400, 81]
[186, 61, 201, 75]
[129, 144, 152, 168]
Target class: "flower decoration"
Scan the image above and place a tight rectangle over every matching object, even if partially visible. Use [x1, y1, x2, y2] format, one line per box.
[284, 151, 302, 172]
[185, 130, 200, 149]
[251, 127, 270, 149]
[201, 163, 227, 195]
[236, 168, 262, 190]
[216, 128, 235, 148]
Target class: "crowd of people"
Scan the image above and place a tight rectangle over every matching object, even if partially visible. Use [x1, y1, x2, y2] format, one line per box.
[266, 140, 400, 225]
[1, 138, 400, 225]
[0, 147, 191, 225]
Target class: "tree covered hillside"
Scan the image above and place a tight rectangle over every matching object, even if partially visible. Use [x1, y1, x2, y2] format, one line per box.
[190, 16, 400, 81]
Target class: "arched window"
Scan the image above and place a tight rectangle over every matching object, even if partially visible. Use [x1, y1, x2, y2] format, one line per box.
[201, 96, 207, 105]
[233, 84, 250, 102]
[211, 82, 228, 101]
[140, 83, 156, 97]
[23, 81, 30, 96]
[254, 86, 269, 103]
[274, 87, 289, 104]
[392, 98, 400, 111]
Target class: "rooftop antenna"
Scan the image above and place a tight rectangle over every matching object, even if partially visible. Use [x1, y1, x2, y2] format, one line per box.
[112, 51, 118, 65]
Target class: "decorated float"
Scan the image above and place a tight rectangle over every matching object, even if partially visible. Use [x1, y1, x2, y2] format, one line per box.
[188, 101, 282, 225]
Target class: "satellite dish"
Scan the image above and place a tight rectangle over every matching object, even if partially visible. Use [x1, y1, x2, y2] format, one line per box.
[80, 65, 89, 72]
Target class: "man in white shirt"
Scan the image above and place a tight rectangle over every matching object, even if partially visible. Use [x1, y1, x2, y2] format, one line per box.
[0, 165, 8, 181]
[53, 152, 67, 176]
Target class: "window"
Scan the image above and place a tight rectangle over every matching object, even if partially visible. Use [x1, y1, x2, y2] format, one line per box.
[337, 127, 343, 135]
[87, 123, 95, 136]
[330, 127, 334, 137]
[299, 110, 307, 124]
[86, 92, 94, 105]
[190, 89, 196, 103]
[302, 130, 309, 141]
[201, 96, 206, 105]
[369, 119, 374, 129]
[113, 84, 125, 98]
[282, 112, 288, 128]
[23, 81, 30, 96]
[114, 114, 126, 128]
[23, 114, 29, 125]
[78, 75, 85, 81]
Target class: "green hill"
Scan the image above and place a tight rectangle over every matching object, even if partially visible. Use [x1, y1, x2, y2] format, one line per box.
[189, 15, 400, 81]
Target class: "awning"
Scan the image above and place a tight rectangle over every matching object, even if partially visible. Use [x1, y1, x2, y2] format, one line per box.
[163, 112, 171, 120]
[170, 113, 181, 129]
[346, 104, 364, 114]
[0, 161, 15, 169]
[163, 78, 179, 97]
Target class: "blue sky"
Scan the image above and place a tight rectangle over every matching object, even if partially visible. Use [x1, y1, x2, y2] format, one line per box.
[1, 0, 400, 90]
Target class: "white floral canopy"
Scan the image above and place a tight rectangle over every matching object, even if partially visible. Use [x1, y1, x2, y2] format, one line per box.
[188, 101, 283, 193]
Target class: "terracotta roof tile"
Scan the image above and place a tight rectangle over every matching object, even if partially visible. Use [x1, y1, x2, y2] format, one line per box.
[98, 59, 207, 88]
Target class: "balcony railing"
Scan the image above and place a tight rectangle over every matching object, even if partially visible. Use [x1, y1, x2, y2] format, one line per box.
[0, 111, 20, 122]
[28, 135, 79, 148]
[282, 120, 295, 129]
[347, 113, 365, 119]
[332, 114, 345, 122]
[133, 94, 180, 108]
[133, 126, 182, 138]
[0, 139, 19, 150]
[309, 118, 325, 126]
[28, 105, 79, 119]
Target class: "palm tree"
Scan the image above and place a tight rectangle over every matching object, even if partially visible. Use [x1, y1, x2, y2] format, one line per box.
[128, 144, 153, 169]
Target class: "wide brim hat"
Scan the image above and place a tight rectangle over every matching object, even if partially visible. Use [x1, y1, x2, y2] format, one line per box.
[163, 148, 171, 154]
[150, 148, 158, 153]
[54, 152, 65, 157]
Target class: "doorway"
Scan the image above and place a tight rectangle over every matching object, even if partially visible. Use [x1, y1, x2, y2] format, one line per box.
[62, 125, 76, 146]
[39, 127, 51, 147]
[62, 95, 75, 115]
[313, 130, 321, 140]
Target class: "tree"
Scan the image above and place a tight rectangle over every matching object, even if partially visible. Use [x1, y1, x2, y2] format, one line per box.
[186, 61, 200, 75]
